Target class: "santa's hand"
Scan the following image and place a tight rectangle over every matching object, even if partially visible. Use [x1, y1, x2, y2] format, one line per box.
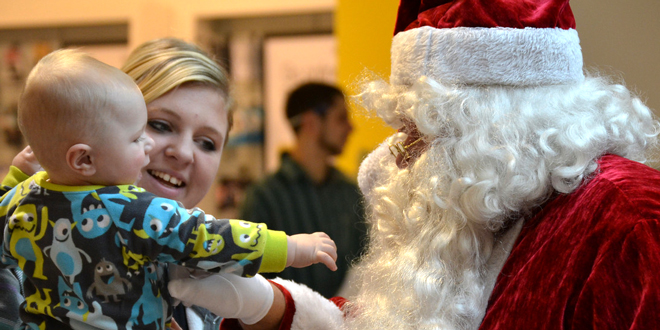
[168, 273, 274, 325]
[12, 146, 43, 175]
[286, 232, 338, 271]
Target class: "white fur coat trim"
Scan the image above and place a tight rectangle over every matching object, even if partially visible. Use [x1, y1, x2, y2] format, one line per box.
[272, 278, 344, 330]
[271, 218, 525, 329]
[391, 26, 584, 86]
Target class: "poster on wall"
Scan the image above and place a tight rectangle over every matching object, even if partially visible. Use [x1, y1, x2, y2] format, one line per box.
[207, 35, 263, 219]
[263, 34, 336, 173]
[0, 41, 58, 171]
[0, 41, 127, 167]
[0, 41, 127, 179]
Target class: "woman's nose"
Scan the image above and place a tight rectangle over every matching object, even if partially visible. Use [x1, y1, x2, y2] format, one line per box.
[165, 138, 194, 165]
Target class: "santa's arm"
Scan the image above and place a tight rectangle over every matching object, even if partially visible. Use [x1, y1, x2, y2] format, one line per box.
[571, 219, 660, 329]
[220, 278, 345, 330]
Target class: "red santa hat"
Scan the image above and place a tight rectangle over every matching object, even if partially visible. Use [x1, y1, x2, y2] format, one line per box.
[391, 0, 584, 86]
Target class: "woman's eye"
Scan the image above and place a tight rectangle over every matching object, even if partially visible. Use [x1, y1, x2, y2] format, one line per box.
[197, 139, 216, 152]
[148, 121, 171, 133]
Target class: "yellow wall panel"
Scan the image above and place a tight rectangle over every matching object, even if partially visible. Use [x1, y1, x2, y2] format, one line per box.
[335, 0, 399, 178]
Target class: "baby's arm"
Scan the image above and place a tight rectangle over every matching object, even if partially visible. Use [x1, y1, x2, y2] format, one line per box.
[122, 196, 337, 324]
[166, 228, 337, 325]
[167, 231, 339, 325]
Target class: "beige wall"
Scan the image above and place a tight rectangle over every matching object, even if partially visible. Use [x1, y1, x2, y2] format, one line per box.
[0, 0, 334, 50]
[1, 0, 657, 112]
[572, 1, 660, 113]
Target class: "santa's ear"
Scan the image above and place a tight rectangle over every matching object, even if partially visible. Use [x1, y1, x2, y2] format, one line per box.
[66, 144, 96, 177]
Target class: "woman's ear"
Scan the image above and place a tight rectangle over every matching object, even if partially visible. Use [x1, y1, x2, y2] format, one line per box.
[66, 144, 96, 177]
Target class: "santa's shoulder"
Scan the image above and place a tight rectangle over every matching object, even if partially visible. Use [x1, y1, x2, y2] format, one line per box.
[591, 154, 660, 215]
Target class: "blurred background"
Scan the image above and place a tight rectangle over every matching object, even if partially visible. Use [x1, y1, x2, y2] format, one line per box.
[0, 0, 658, 215]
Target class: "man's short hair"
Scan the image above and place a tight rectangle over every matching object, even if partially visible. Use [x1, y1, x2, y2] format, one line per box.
[286, 82, 343, 130]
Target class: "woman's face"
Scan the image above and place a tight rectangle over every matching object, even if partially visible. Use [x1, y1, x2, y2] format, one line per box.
[138, 84, 228, 208]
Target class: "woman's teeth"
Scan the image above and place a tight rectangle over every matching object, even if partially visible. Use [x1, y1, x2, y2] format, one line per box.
[149, 170, 184, 187]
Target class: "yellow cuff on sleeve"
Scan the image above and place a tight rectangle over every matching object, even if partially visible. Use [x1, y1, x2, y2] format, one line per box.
[258, 230, 288, 273]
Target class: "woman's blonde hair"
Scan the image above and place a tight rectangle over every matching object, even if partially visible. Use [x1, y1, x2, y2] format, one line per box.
[122, 38, 233, 131]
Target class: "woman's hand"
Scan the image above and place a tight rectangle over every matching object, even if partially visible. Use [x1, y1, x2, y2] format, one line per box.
[168, 273, 274, 325]
[12, 145, 43, 175]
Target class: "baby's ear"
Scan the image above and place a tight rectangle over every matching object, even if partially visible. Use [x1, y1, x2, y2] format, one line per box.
[66, 144, 96, 177]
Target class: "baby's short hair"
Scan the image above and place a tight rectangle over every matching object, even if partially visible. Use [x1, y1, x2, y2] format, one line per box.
[18, 49, 139, 172]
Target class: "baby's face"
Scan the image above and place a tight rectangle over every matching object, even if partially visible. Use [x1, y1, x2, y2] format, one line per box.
[92, 88, 154, 186]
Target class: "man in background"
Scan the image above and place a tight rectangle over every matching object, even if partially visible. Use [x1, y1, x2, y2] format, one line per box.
[240, 82, 365, 298]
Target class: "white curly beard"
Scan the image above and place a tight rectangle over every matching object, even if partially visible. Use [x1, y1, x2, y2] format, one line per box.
[349, 138, 505, 330]
[344, 74, 657, 330]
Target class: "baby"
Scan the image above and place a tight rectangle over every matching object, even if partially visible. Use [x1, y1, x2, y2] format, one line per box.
[0, 49, 337, 329]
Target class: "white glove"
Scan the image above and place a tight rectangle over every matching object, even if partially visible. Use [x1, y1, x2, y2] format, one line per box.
[168, 272, 274, 325]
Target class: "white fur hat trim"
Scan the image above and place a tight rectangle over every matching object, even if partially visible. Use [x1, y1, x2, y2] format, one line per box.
[391, 26, 584, 86]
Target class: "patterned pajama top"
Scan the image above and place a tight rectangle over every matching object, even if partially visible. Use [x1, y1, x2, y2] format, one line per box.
[1, 171, 287, 330]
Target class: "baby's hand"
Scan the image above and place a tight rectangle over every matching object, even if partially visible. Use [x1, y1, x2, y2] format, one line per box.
[286, 232, 338, 271]
[12, 146, 43, 175]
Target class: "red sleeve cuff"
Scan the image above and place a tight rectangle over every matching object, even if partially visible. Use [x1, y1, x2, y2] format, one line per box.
[330, 296, 348, 310]
[219, 280, 349, 330]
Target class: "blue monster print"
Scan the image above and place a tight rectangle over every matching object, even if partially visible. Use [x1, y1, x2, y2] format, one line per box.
[128, 263, 163, 329]
[64, 185, 146, 239]
[65, 192, 114, 239]
[69, 301, 118, 330]
[0, 183, 19, 207]
[57, 277, 89, 320]
[44, 218, 91, 284]
[133, 198, 189, 252]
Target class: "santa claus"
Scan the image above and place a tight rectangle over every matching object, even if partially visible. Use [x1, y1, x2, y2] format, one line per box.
[175, 0, 660, 329]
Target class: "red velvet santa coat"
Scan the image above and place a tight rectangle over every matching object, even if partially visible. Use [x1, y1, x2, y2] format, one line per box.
[222, 154, 660, 329]
[483, 154, 660, 329]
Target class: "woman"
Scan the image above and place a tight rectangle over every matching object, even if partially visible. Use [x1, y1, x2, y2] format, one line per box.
[0, 38, 232, 330]
[122, 38, 232, 210]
